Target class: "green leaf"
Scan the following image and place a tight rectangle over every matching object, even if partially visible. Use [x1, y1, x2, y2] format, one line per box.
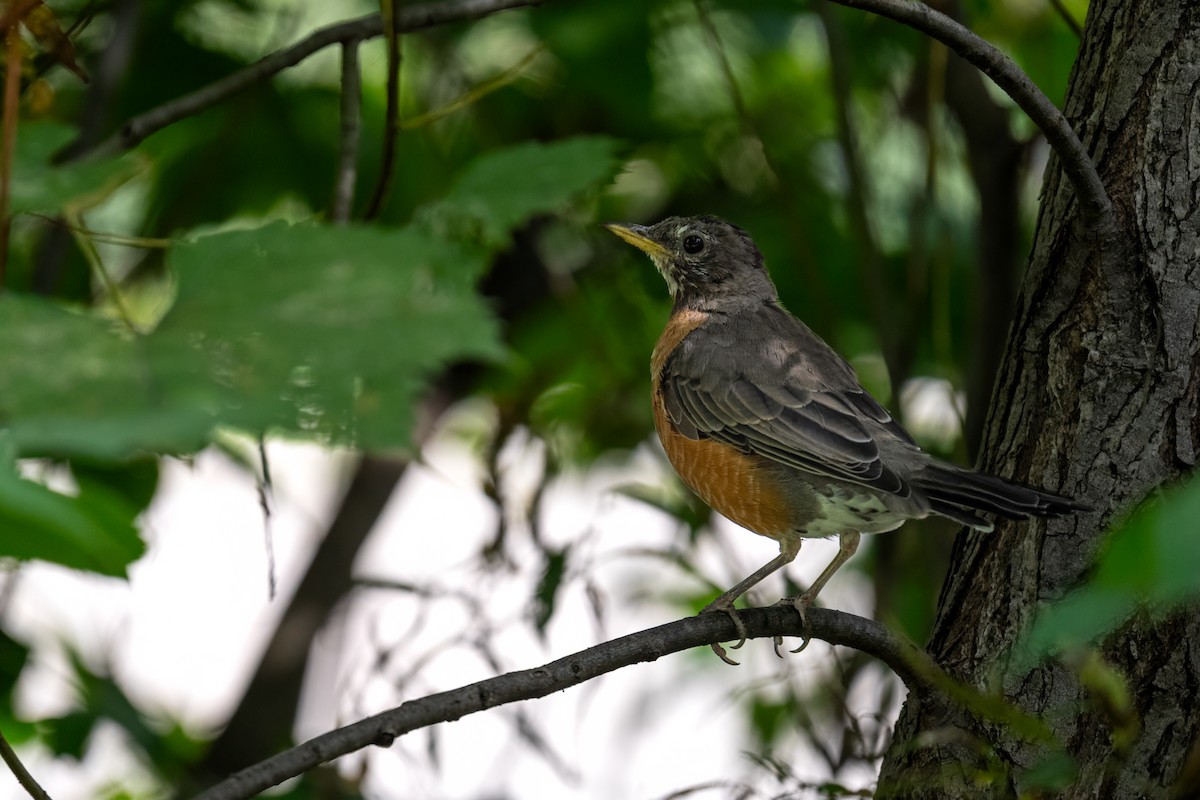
[71, 458, 160, 519]
[11, 123, 139, 214]
[1011, 588, 1131, 675]
[0, 714, 36, 747]
[748, 696, 796, 747]
[153, 222, 504, 449]
[0, 294, 213, 458]
[532, 546, 569, 635]
[1018, 750, 1077, 793]
[41, 711, 94, 759]
[0, 464, 144, 577]
[43, 650, 198, 773]
[1, 222, 504, 458]
[421, 136, 623, 246]
[0, 631, 30, 723]
[1093, 474, 1200, 604]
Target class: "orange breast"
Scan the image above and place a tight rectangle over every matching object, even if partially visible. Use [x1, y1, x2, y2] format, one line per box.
[651, 311, 796, 541]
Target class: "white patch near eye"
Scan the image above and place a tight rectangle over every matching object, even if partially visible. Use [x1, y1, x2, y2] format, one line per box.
[675, 225, 689, 239]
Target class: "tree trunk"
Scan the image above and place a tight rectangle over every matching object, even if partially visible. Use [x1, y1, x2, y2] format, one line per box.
[879, 1, 1200, 797]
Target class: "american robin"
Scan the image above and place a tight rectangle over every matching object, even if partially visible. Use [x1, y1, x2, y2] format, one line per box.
[607, 215, 1087, 663]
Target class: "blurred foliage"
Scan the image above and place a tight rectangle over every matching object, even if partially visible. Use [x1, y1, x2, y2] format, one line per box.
[419, 135, 621, 246]
[0, 444, 145, 576]
[39, 650, 205, 779]
[0, 0, 1142, 796]
[154, 222, 504, 448]
[11, 124, 141, 217]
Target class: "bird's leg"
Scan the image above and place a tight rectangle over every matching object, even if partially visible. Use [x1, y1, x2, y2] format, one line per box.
[701, 542, 800, 665]
[774, 531, 860, 656]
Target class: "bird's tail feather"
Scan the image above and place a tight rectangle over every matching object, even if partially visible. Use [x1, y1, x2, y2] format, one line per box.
[915, 464, 1089, 532]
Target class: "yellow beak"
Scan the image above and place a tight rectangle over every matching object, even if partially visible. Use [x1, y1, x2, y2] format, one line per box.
[605, 223, 671, 260]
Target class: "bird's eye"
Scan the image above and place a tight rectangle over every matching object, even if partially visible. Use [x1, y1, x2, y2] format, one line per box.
[683, 235, 705, 254]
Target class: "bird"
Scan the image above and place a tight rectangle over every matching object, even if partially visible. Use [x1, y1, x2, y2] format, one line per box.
[606, 215, 1088, 664]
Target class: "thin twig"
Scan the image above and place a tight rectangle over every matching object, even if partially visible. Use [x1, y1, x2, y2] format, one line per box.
[86, 0, 553, 161]
[191, 607, 940, 800]
[62, 0, 100, 37]
[1048, 0, 1082, 37]
[693, 2, 748, 135]
[256, 436, 276, 600]
[693, 0, 778, 187]
[330, 40, 361, 224]
[64, 208, 137, 332]
[0, 19, 21, 287]
[0, 729, 53, 800]
[363, 0, 402, 220]
[813, 3, 900, 387]
[399, 45, 542, 130]
[27, 214, 172, 247]
[819, 0, 1113, 231]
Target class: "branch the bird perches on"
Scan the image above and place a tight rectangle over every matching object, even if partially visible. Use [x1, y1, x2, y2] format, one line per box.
[193, 608, 947, 800]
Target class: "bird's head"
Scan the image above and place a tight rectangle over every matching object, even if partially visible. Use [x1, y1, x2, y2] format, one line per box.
[605, 215, 778, 308]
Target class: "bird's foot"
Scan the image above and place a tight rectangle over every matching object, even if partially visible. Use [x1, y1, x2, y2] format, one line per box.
[771, 593, 815, 657]
[700, 597, 748, 666]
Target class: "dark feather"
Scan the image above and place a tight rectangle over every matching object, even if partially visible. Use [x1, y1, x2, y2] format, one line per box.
[659, 304, 911, 496]
[915, 464, 1090, 520]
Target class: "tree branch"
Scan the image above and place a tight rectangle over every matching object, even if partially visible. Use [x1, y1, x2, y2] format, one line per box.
[1048, 0, 1083, 37]
[0, 729, 53, 800]
[85, 0, 553, 160]
[820, 0, 1113, 230]
[363, 0, 402, 221]
[192, 607, 938, 800]
[330, 40, 361, 224]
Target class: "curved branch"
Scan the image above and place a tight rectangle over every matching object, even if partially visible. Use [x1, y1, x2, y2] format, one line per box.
[1048, 0, 1083, 37]
[191, 607, 938, 800]
[820, 0, 1114, 230]
[0, 728, 53, 800]
[85, 0, 553, 159]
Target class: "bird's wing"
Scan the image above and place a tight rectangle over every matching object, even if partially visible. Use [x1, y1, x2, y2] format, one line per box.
[659, 307, 915, 496]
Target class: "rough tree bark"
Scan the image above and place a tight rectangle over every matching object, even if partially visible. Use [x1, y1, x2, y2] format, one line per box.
[880, 1, 1200, 798]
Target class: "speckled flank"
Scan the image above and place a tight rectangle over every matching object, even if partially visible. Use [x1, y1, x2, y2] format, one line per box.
[652, 310, 796, 541]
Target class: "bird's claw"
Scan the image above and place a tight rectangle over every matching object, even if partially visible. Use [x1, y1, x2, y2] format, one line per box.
[772, 593, 814, 655]
[710, 641, 740, 666]
[700, 598, 748, 666]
